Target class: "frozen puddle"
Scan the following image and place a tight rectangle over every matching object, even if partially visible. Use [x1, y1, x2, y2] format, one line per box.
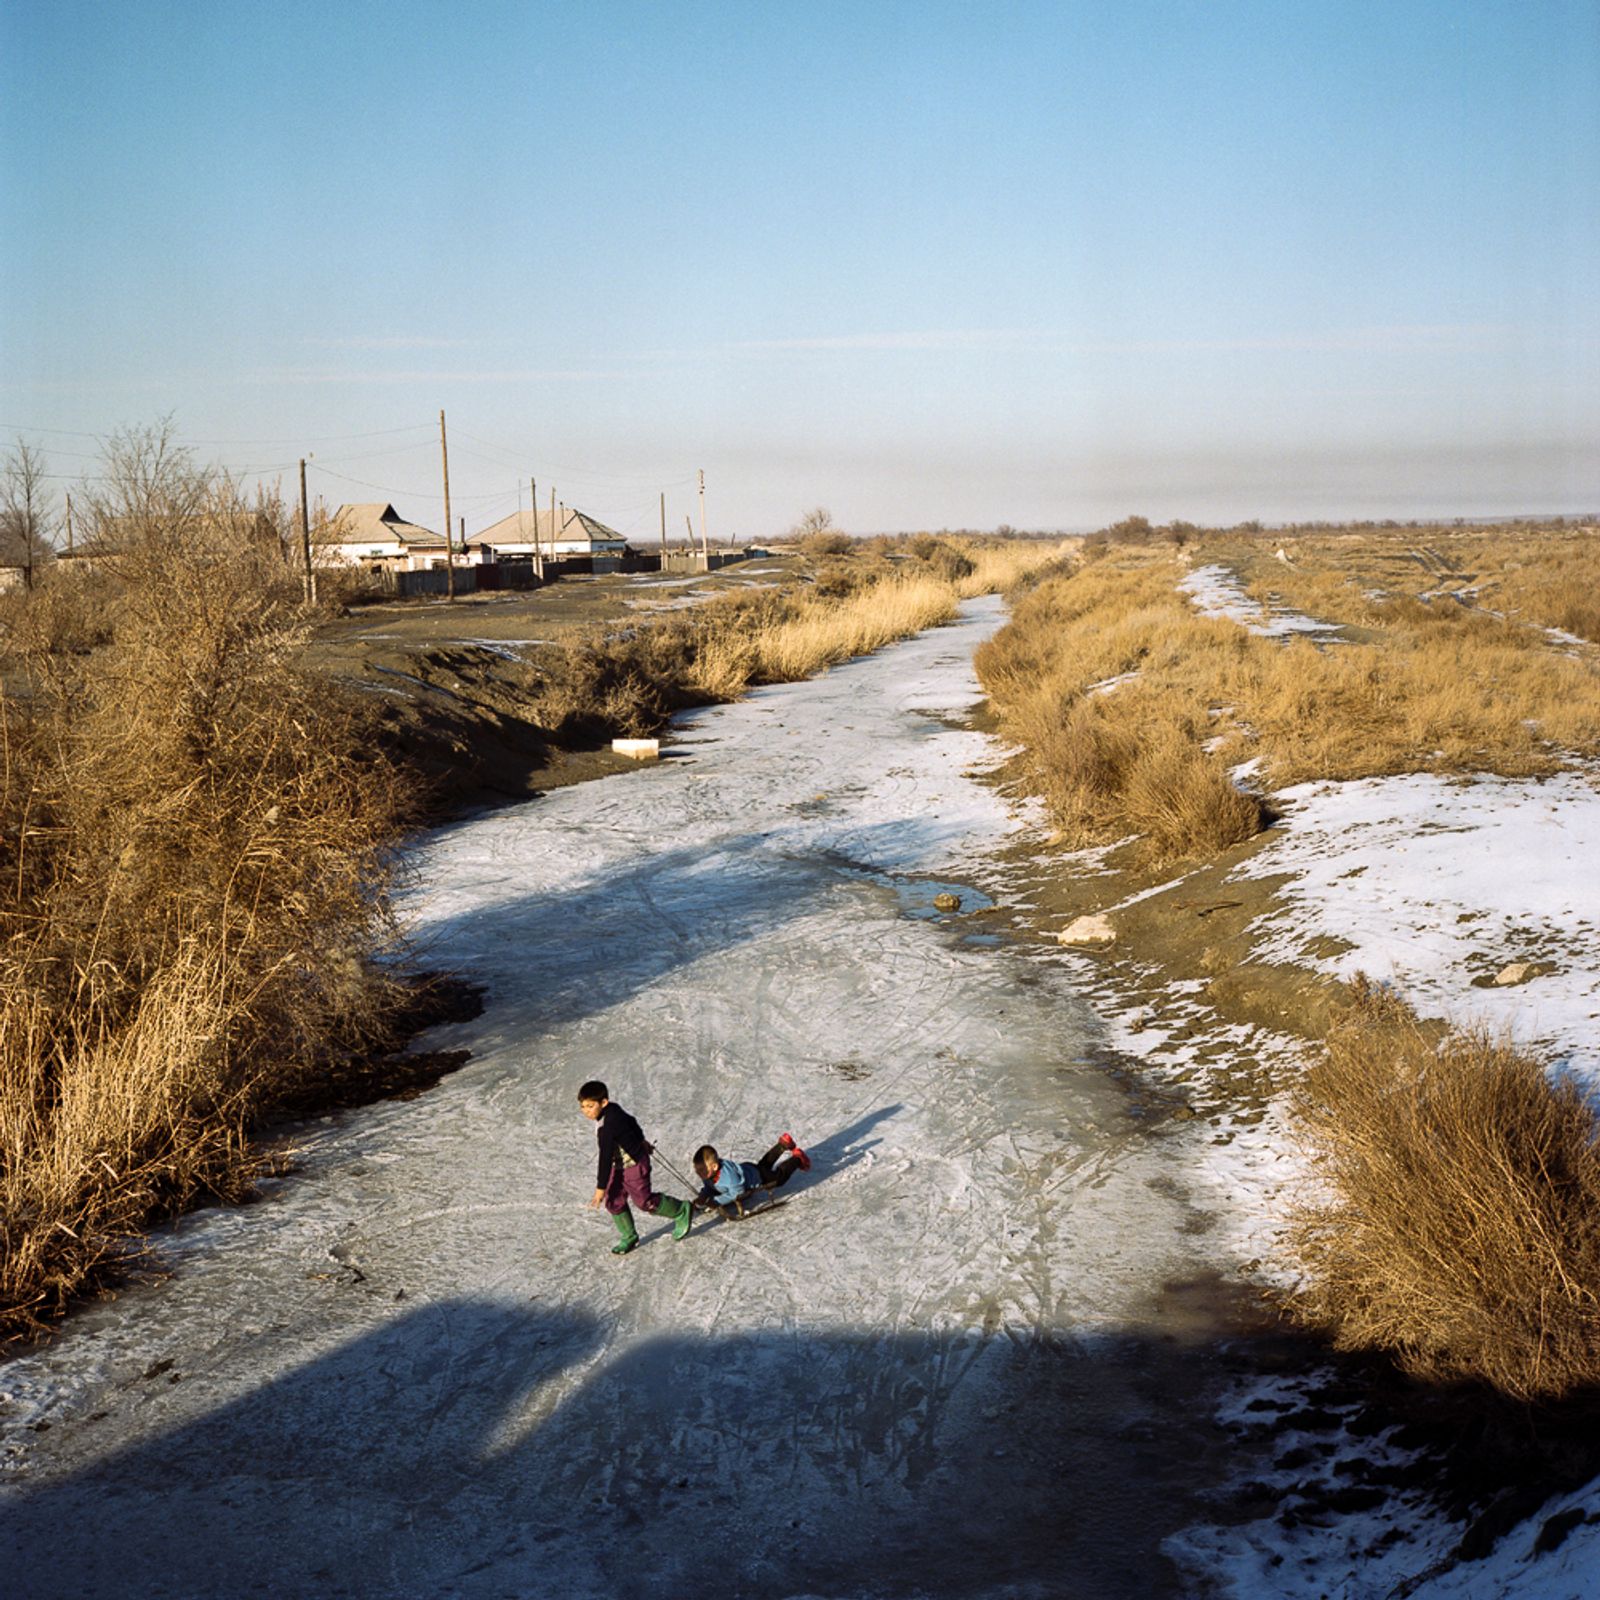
[1180, 562, 1339, 638]
[1, 598, 1245, 1599]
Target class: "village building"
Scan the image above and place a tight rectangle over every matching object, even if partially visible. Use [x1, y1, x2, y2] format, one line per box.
[476, 506, 628, 561]
[317, 503, 489, 572]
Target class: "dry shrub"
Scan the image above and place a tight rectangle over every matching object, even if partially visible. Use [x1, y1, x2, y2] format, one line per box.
[952, 537, 1078, 599]
[684, 628, 757, 700]
[743, 575, 956, 681]
[1, 431, 405, 1335]
[904, 535, 975, 584]
[796, 529, 853, 557]
[1286, 982, 1600, 1400]
[1008, 696, 1138, 843]
[1121, 722, 1264, 859]
[1006, 691, 1261, 860]
[975, 537, 1600, 863]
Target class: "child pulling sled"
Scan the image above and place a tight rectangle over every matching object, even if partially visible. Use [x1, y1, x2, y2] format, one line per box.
[577, 1080, 693, 1255]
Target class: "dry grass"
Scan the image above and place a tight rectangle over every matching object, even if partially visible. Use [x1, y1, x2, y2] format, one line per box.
[1284, 981, 1600, 1401]
[976, 551, 1268, 861]
[740, 575, 957, 681]
[1466, 529, 1600, 644]
[1, 443, 405, 1337]
[975, 535, 1600, 861]
[951, 536, 1079, 598]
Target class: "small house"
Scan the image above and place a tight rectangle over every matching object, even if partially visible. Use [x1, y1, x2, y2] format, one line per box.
[477, 506, 628, 561]
[318, 503, 485, 571]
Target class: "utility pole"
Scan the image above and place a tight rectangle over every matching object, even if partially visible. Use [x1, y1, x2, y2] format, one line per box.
[298, 458, 315, 604]
[660, 491, 667, 560]
[549, 485, 556, 562]
[65, 491, 74, 555]
[698, 468, 709, 560]
[529, 476, 536, 548]
[439, 408, 455, 601]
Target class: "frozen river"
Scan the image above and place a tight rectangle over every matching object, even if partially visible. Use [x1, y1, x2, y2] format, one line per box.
[2, 598, 1245, 1599]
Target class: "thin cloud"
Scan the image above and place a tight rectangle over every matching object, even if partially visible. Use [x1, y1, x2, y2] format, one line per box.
[1092, 324, 1525, 355]
[300, 335, 477, 351]
[731, 329, 1039, 352]
[720, 323, 1532, 357]
[251, 367, 618, 386]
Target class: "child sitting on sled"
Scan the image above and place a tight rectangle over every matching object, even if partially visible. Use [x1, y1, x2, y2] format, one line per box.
[691, 1133, 810, 1219]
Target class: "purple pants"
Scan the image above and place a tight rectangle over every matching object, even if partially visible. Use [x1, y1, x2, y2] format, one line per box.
[603, 1155, 663, 1216]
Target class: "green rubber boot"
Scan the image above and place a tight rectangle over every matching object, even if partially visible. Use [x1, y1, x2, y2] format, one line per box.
[658, 1195, 693, 1242]
[611, 1209, 639, 1255]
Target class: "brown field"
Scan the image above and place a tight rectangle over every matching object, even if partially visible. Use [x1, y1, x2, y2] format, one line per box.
[976, 529, 1600, 865]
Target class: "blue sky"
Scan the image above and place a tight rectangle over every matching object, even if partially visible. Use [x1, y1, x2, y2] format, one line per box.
[2, 0, 1596, 537]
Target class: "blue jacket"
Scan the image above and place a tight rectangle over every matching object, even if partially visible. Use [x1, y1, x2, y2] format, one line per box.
[701, 1159, 762, 1208]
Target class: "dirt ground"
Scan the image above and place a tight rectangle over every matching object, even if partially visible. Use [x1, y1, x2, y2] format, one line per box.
[301, 554, 804, 811]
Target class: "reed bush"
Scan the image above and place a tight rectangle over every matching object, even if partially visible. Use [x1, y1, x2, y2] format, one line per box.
[1285, 981, 1600, 1401]
[746, 576, 956, 681]
[975, 538, 1600, 862]
[1, 431, 405, 1336]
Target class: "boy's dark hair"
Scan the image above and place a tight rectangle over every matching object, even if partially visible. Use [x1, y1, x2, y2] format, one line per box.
[577, 1080, 609, 1103]
[692, 1144, 720, 1177]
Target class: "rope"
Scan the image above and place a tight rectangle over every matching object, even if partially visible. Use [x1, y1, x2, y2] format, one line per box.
[651, 1147, 704, 1203]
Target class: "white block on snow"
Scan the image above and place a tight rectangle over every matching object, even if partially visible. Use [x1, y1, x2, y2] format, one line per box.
[612, 738, 661, 760]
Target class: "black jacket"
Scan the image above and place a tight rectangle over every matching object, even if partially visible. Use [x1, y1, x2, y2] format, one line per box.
[594, 1102, 649, 1188]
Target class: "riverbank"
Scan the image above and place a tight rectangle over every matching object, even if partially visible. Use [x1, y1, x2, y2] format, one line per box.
[960, 527, 1600, 1597]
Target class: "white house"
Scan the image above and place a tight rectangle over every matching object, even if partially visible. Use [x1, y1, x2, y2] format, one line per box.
[476, 506, 628, 560]
[317, 503, 486, 571]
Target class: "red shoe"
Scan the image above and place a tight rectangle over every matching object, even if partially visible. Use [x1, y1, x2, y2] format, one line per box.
[779, 1133, 810, 1171]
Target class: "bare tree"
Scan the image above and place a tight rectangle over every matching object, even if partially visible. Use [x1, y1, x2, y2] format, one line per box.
[81, 415, 212, 538]
[790, 506, 837, 540]
[1, 438, 54, 589]
[77, 418, 296, 598]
